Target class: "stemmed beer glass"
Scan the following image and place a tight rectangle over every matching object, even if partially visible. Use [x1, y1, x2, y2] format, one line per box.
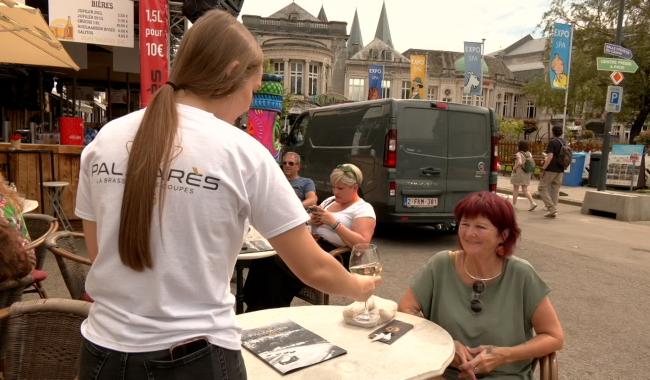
[349, 243, 382, 324]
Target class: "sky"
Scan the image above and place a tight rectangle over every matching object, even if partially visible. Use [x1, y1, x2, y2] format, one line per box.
[239, 0, 552, 54]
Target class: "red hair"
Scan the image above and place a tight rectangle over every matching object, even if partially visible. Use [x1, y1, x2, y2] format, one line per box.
[454, 191, 521, 256]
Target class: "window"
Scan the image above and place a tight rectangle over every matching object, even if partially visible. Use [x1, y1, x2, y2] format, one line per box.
[273, 61, 284, 77]
[496, 101, 502, 115]
[290, 62, 303, 95]
[348, 78, 365, 101]
[308, 63, 319, 96]
[427, 86, 438, 100]
[401, 81, 411, 99]
[442, 96, 452, 102]
[526, 100, 536, 118]
[369, 49, 378, 60]
[462, 93, 472, 105]
[502, 93, 510, 117]
[381, 50, 392, 61]
[381, 80, 391, 98]
[513, 95, 519, 118]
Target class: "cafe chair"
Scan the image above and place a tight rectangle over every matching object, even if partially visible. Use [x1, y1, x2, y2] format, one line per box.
[21, 214, 58, 299]
[538, 351, 558, 380]
[0, 298, 91, 380]
[45, 231, 92, 300]
[297, 246, 351, 305]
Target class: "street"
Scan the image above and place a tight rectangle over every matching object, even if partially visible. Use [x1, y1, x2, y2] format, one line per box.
[36, 202, 650, 379]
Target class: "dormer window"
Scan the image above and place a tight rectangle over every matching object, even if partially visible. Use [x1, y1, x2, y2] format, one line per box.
[369, 49, 378, 60]
[381, 50, 392, 61]
[288, 13, 298, 21]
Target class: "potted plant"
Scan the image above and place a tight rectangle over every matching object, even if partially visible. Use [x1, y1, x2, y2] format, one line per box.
[10, 133, 22, 149]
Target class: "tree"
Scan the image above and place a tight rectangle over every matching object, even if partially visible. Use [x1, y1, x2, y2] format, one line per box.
[539, 0, 650, 143]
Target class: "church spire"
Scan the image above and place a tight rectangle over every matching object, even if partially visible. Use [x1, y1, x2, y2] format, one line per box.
[317, 5, 328, 22]
[348, 9, 363, 57]
[374, 1, 393, 48]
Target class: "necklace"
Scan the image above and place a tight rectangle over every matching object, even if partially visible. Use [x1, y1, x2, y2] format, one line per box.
[463, 252, 503, 282]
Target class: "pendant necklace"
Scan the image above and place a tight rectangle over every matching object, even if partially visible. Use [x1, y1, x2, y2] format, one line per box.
[463, 252, 503, 282]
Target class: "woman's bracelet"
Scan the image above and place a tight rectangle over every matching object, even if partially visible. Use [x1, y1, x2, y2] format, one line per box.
[330, 221, 341, 231]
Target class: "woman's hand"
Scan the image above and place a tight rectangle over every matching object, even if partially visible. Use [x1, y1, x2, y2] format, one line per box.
[452, 340, 478, 380]
[458, 345, 506, 378]
[313, 207, 336, 227]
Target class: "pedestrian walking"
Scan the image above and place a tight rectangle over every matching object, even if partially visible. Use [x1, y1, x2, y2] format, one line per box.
[510, 140, 537, 211]
[538, 126, 566, 218]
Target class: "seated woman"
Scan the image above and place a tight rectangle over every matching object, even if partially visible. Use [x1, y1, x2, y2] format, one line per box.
[398, 191, 563, 380]
[0, 174, 36, 281]
[244, 163, 376, 311]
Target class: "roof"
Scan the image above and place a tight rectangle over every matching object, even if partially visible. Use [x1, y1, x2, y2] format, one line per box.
[350, 38, 408, 62]
[317, 5, 328, 22]
[403, 49, 515, 79]
[507, 62, 545, 72]
[269, 2, 319, 21]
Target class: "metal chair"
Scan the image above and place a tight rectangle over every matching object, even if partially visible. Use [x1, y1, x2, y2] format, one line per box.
[296, 246, 351, 305]
[21, 214, 58, 298]
[45, 231, 91, 300]
[0, 298, 91, 380]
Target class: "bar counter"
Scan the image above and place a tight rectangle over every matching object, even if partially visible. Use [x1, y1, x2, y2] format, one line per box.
[0, 143, 83, 219]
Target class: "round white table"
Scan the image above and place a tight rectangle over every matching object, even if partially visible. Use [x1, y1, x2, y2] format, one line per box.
[237, 305, 454, 379]
[236, 226, 277, 313]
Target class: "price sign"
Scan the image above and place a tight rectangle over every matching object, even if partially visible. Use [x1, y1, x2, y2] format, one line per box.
[139, 0, 169, 107]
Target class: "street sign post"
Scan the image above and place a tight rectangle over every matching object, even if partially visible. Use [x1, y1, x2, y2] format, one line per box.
[605, 85, 623, 113]
[596, 57, 638, 73]
[610, 71, 624, 85]
[604, 43, 633, 59]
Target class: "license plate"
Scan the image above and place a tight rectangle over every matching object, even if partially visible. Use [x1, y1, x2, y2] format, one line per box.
[403, 197, 438, 208]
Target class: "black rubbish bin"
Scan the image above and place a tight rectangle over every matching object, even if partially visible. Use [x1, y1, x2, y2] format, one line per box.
[588, 153, 601, 187]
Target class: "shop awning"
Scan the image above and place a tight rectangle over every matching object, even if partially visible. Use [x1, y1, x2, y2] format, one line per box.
[0, 0, 79, 70]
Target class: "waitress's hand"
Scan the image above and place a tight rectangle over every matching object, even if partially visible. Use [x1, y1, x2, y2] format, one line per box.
[351, 273, 382, 302]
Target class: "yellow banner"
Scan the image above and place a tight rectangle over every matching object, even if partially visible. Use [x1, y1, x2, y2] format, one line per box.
[409, 55, 427, 99]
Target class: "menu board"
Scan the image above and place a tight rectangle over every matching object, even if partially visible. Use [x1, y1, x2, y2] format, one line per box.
[606, 144, 645, 187]
[48, 0, 134, 48]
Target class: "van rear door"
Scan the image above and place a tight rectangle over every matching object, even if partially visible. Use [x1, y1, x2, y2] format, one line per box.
[446, 108, 491, 206]
[394, 104, 450, 213]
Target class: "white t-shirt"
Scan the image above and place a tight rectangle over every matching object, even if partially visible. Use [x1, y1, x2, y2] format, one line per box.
[75, 104, 308, 352]
[311, 196, 375, 247]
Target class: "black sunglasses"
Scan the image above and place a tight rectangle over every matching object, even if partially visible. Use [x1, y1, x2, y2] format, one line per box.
[470, 280, 485, 313]
[336, 164, 359, 184]
[282, 161, 296, 166]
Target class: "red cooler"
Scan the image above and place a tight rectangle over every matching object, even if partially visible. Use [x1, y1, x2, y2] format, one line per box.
[59, 117, 84, 145]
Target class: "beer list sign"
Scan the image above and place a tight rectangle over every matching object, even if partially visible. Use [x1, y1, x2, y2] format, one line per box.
[48, 0, 134, 47]
[139, 0, 169, 107]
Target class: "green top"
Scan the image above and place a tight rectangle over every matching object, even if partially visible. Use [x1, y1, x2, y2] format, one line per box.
[411, 251, 550, 380]
[0, 194, 29, 239]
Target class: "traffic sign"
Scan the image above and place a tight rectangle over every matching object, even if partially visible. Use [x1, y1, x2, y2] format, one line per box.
[604, 43, 633, 60]
[610, 71, 624, 85]
[605, 85, 623, 113]
[597, 57, 638, 73]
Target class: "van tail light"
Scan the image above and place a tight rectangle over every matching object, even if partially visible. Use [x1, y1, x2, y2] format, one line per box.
[389, 181, 396, 197]
[384, 129, 397, 168]
[490, 136, 499, 192]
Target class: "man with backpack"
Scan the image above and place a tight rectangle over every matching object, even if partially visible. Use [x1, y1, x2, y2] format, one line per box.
[539, 126, 571, 218]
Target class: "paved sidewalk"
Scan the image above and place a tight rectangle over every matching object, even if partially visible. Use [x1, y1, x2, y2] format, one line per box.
[497, 174, 640, 207]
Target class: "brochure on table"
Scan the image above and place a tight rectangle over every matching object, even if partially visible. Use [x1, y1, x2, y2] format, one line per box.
[242, 320, 346, 374]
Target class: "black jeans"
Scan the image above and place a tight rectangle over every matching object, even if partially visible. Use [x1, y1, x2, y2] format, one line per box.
[79, 337, 247, 380]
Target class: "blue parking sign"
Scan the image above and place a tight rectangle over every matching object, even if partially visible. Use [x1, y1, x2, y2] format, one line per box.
[605, 85, 623, 113]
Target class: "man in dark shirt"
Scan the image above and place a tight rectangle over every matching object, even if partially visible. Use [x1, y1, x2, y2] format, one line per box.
[538, 126, 565, 218]
[281, 152, 317, 208]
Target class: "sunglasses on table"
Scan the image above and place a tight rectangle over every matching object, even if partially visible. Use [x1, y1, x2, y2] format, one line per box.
[470, 280, 485, 314]
[282, 161, 297, 166]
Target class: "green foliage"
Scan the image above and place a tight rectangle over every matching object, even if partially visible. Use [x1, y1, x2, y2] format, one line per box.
[634, 130, 650, 146]
[538, 0, 650, 142]
[498, 118, 525, 140]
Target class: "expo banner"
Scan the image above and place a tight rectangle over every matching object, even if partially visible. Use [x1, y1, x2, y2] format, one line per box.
[463, 41, 483, 96]
[139, 0, 169, 107]
[368, 64, 384, 100]
[409, 54, 426, 99]
[48, 0, 134, 48]
[549, 22, 572, 90]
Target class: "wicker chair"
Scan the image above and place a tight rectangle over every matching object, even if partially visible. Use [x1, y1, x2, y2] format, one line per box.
[22, 214, 59, 298]
[296, 246, 351, 305]
[45, 231, 91, 300]
[0, 298, 91, 380]
[538, 351, 558, 380]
